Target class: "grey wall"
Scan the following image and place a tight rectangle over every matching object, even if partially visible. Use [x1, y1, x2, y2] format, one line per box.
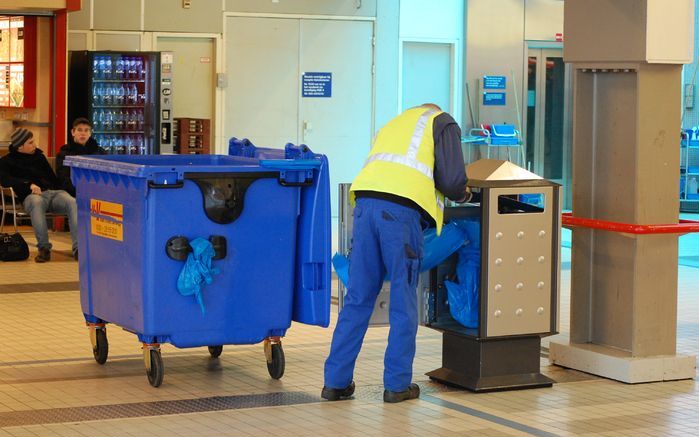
[145, 0, 223, 33]
[225, 0, 376, 17]
[464, 0, 525, 129]
[374, 0, 400, 130]
[94, 0, 141, 31]
[684, 0, 699, 129]
[68, 0, 567, 145]
[463, 0, 563, 130]
[67, 0, 90, 30]
[525, 0, 563, 41]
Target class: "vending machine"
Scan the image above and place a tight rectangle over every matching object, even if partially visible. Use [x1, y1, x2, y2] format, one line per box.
[68, 51, 174, 154]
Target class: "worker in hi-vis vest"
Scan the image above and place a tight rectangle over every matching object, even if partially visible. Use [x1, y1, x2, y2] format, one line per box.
[322, 103, 470, 403]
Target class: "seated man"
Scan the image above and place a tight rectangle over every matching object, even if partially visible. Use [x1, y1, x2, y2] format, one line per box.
[0, 128, 78, 262]
[56, 117, 106, 197]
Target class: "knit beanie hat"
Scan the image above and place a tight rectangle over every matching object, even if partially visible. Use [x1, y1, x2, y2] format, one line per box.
[9, 128, 32, 152]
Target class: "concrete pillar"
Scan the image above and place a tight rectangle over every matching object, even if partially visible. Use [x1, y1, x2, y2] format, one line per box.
[549, 0, 697, 383]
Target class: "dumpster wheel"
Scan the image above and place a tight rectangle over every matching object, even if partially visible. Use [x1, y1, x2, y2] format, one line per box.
[143, 345, 164, 388]
[208, 345, 223, 358]
[89, 324, 108, 365]
[264, 338, 285, 379]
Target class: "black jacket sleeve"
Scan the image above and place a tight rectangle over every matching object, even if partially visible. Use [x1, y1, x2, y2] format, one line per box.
[433, 113, 467, 201]
[55, 146, 74, 196]
[0, 157, 31, 200]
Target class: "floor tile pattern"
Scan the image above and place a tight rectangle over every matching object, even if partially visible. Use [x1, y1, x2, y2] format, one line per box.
[0, 227, 696, 436]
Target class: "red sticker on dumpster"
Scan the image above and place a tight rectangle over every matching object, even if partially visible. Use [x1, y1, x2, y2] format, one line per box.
[90, 199, 124, 241]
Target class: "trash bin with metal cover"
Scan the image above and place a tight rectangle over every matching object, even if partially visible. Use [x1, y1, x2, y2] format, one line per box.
[424, 159, 561, 392]
[66, 145, 331, 387]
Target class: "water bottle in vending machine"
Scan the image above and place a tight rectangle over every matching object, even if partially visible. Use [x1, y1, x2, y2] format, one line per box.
[97, 56, 106, 80]
[92, 110, 100, 131]
[137, 57, 144, 79]
[105, 57, 113, 80]
[689, 176, 699, 195]
[103, 85, 112, 106]
[115, 58, 125, 79]
[93, 57, 100, 79]
[136, 110, 144, 130]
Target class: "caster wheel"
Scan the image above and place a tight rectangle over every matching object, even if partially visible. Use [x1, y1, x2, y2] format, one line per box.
[92, 328, 108, 365]
[208, 345, 223, 358]
[146, 349, 164, 388]
[266, 343, 285, 380]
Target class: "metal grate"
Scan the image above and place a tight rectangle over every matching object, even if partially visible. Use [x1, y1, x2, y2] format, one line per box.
[0, 391, 321, 427]
[0, 282, 79, 294]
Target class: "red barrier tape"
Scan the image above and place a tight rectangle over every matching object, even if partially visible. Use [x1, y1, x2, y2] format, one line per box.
[562, 212, 699, 235]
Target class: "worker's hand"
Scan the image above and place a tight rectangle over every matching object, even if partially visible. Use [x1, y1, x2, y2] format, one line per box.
[456, 186, 472, 203]
[29, 184, 42, 195]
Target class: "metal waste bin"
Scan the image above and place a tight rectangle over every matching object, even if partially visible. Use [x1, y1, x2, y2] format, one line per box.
[425, 159, 561, 391]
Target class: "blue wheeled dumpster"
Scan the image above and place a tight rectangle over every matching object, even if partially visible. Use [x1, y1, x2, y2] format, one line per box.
[65, 145, 331, 387]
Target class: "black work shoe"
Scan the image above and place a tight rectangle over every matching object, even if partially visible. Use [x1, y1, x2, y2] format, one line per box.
[321, 381, 355, 401]
[35, 248, 51, 263]
[383, 383, 420, 403]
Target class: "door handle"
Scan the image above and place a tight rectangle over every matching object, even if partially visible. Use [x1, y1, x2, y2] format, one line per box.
[303, 120, 312, 140]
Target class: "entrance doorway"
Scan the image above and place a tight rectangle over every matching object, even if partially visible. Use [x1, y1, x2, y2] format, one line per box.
[525, 46, 572, 207]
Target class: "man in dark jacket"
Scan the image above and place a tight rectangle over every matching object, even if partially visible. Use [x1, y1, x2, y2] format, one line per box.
[56, 117, 106, 197]
[0, 128, 78, 262]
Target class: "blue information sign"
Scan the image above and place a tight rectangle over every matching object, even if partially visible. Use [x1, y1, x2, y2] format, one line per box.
[483, 75, 506, 90]
[302, 72, 332, 98]
[483, 92, 506, 106]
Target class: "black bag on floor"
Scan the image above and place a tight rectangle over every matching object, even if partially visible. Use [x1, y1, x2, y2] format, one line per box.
[0, 232, 29, 261]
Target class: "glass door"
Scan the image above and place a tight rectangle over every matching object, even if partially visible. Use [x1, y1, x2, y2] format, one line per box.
[525, 46, 572, 207]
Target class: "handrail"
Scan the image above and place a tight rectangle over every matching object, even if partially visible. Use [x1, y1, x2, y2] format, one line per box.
[562, 212, 699, 235]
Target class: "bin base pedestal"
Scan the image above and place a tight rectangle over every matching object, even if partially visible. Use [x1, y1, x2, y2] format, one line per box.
[550, 341, 696, 384]
[426, 331, 553, 392]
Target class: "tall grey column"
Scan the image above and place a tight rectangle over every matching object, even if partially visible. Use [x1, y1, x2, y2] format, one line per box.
[549, 0, 696, 383]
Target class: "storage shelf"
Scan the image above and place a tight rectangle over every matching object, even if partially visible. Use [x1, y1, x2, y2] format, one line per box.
[93, 130, 145, 134]
[681, 135, 699, 209]
[92, 79, 145, 83]
[92, 105, 145, 109]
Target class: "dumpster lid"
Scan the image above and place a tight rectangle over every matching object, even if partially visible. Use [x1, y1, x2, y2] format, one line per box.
[466, 159, 558, 188]
[64, 154, 321, 180]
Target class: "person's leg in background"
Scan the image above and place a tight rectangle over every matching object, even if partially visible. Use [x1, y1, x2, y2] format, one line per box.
[323, 198, 385, 399]
[377, 201, 423, 401]
[23, 192, 51, 262]
[49, 190, 79, 257]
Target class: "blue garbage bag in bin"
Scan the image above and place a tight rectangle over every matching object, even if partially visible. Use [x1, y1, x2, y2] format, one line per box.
[177, 238, 221, 315]
[332, 220, 469, 287]
[444, 219, 481, 328]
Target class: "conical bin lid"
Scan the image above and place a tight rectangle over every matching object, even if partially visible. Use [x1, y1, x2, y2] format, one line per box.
[465, 159, 556, 188]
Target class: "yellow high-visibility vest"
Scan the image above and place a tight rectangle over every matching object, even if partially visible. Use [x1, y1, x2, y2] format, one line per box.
[350, 107, 445, 234]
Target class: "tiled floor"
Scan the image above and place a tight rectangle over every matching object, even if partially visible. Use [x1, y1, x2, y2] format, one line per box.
[0, 227, 697, 436]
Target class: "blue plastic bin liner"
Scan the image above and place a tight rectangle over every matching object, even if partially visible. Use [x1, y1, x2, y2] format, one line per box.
[333, 220, 469, 287]
[177, 237, 221, 314]
[66, 151, 331, 348]
[444, 218, 481, 328]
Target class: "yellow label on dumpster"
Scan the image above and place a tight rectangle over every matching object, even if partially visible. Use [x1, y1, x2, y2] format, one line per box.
[90, 216, 124, 241]
[90, 199, 124, 241]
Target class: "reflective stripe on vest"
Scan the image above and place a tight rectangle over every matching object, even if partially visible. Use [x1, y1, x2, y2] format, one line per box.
[362, 109, 437, 179]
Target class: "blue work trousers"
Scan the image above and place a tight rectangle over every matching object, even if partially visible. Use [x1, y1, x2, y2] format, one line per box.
[324, 197, 423, 392]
